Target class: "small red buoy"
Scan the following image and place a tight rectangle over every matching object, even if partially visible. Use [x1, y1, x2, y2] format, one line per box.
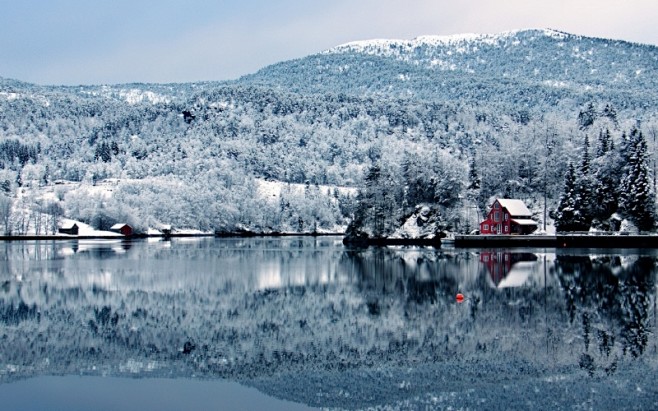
[456, 293, 465, 303]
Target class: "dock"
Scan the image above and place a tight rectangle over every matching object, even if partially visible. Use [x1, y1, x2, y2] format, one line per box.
[454, 234, 658, 248]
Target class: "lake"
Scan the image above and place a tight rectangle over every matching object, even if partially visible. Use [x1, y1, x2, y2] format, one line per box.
[0, 237, 656, 410]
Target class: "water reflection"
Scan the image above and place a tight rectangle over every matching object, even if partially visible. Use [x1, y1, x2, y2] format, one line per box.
[480, 251, 539, 288]
[0, 240, 656, 409]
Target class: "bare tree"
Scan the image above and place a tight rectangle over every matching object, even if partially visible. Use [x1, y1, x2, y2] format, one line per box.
[0, 195, 12, 235]
[32, 200, 44, 235]
[46, 201, 64, 234]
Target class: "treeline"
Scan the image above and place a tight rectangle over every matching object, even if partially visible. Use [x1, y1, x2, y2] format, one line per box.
[555, 128, 656, 232]
[0, 139, 40, 169]
[0, 70, 656, 234]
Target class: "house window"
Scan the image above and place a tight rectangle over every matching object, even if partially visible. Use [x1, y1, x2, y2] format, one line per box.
[494, 202, 500, 209]
[504, 213, 509, 221]
[494, 212, 501, 222]
[483, 224, 489, 230]
[504, 225, 509, 232]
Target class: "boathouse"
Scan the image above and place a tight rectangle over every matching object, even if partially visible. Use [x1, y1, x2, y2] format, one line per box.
[58, 222, 79, 235]
[479, 199, 538, 235]
[110, 223, 133, 236]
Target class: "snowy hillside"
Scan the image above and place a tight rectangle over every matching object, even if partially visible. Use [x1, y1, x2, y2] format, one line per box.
[0, 29, 657, 235]
[245, 29, 658, 109]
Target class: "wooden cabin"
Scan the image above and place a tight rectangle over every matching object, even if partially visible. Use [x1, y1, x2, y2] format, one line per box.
[110, 223, 133, 236]
[58, 222, 79, 235]
[479, 199, 538, 235]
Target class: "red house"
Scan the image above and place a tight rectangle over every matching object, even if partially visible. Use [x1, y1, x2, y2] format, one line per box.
[479, 199, 538, 235]
[110, 223, 133, 236]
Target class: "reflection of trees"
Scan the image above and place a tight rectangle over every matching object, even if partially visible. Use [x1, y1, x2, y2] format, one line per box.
[555, 254, 656, 376]
[617, 258, 654, 358]
[339, 247, 461, 307]
[1, 241, 656, 405]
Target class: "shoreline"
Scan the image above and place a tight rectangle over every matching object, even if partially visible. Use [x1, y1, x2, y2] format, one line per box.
[3, 233, 658, 248]
[455, 234, 658, 248]
[343, 234, 658, 248]
[0, 231, 345, 241]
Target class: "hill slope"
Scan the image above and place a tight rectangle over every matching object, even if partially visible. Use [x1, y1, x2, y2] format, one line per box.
[242, 29, 658, 112]
[0, 29, 657, 234]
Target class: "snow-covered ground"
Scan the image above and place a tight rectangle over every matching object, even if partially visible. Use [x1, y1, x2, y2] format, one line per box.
[255, 178, 357, 203]
[58, 219, 122, 237]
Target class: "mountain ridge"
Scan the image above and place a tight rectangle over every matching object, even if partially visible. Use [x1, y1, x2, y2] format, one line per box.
[241, 29, 658, 111]
[326, 28, 572, 53]
[325, 28, 658, 54]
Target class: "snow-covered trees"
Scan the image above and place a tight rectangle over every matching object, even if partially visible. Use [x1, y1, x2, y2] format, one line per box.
[348, 162, 402, 237]
[619, 128, 656, 231]
[591, 129, 621, 222]
[555, 162, 592, 232]
[1, 31, 657, 235]
[556, 128, 656, 232]
[0, 195, 11, 235]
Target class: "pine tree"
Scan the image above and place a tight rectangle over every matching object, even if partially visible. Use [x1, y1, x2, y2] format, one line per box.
[578, 135, 594, 224]
[590, 129, 623, 222]
[468, 156, 480, 190]
[578, 102, 597, 129]
[596, 129, 612, 157]
[620, 128, 656, 231]
[602, 104, 618, 125]
[349, 162, 402, 238]
[581, 135, 590, 175]
[555, 162, 591, 232]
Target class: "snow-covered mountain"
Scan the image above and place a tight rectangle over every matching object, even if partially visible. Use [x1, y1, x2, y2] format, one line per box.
[0, 29, 657, 234]
[243, 28, 658, 109]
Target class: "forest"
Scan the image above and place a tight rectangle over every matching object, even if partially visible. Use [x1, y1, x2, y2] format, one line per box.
[0, 29, 657, 236]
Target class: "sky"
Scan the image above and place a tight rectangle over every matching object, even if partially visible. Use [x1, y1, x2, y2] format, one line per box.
[1, 0, 656, 86]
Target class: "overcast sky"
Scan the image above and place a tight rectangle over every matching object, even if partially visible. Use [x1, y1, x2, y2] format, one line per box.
[1, 0, 656, 85]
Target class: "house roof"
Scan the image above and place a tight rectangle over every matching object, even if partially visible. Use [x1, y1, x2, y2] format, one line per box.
[511, 219, 538, 226]
[60, 222, 78, 229]
[111, 223, 130, 229]
[497, 199, 532, 217]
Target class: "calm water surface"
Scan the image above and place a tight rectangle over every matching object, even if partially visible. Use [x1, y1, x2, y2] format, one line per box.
[0, 237, 656, 410]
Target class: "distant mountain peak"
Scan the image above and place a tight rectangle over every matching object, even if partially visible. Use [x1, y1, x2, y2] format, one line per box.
[324, 29, 576, 55]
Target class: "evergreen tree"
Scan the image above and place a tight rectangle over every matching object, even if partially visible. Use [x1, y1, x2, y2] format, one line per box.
[620, 128, 656, 231]
[596, 129, 612, 157]
[468, 156, 480, 190]
[402, 152, 434, 207]
[590, 129, 624, 223]
[555, 162, 591, 232]
[591, 163, 620, 221]
[581, 135, 590, 175]
[349, 162, 402, 237]
[578, 102, 597, 130]
[602, 104, 618, 126]
[577, 135, 594, 224]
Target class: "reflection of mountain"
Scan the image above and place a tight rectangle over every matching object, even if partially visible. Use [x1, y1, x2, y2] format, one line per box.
[0, 240, 656, 409]
[480, 251, 539, 288]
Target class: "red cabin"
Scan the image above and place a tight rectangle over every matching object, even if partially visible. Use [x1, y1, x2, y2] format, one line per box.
[479, 199, 538, 235]
[110, 223, 133, 236]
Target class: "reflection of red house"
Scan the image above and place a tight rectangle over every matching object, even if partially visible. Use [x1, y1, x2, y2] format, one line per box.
[110, 223, 133, 236]
[480, 251, 538, 287]
[479, 199, 538, 235]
